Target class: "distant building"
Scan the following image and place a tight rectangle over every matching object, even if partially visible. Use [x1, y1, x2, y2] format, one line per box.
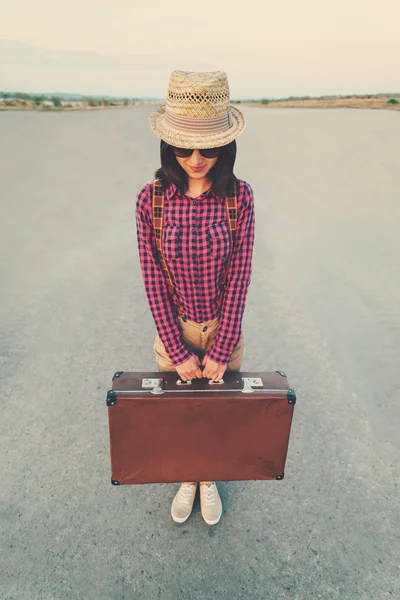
[60, 100, 84, 106]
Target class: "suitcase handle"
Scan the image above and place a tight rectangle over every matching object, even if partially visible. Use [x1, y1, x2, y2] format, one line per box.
[176, 378, 224, 385]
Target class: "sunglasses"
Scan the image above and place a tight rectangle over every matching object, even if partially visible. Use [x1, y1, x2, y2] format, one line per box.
[172, 146, 222, 159]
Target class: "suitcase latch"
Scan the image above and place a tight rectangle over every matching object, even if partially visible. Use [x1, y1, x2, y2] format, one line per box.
[241, 378, 263, 394]
[141, 378, 164, 394]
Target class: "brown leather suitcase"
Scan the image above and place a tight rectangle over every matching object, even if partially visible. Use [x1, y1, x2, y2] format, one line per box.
[106, 370, 296, 485]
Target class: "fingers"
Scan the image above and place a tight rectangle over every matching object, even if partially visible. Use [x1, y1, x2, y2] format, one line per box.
[209, 371, 223, 382]
[200, 354, 226, 382]
[192, 356, 203, 379]
[176, 355, 203, 382]
[176, 355, 228, 383]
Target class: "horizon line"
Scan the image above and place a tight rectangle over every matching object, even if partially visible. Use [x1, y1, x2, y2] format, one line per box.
[1, 90, 400, 101]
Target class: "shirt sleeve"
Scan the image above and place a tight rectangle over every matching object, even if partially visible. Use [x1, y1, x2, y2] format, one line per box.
[207, 181, 255, 366]
[135, 183, 192, 367]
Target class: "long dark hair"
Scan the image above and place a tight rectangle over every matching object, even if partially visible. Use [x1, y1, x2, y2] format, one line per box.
[154, 140, 238, 198]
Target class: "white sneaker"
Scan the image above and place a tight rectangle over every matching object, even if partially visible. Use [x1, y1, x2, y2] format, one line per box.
[171, 482, 198, 523]
[199, 482, 223, 525]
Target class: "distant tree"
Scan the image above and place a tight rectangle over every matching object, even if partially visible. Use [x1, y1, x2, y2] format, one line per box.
[51, 96, 62, 107]
[14, 92, 31, 100]
[388, 98, 399, 104]
[260, 98, 270, 105]
[33, 95, 46, 106]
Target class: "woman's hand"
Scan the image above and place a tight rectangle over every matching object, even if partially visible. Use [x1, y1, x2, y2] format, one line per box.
[176, 354, 203, 382]
[201, 354, 226, 382]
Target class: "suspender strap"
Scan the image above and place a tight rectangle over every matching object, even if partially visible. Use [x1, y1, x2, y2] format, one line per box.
[152, 180, 185, 317]
[215, 184, 237, 315]
[220, 187, 237, 288]
[151, 179, 237, 318]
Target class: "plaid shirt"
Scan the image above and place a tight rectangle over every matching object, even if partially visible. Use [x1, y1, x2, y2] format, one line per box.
[135, 179, 255, 367]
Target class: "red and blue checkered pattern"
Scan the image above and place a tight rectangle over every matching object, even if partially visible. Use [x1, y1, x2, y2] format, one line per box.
[135, 179, 255, 366]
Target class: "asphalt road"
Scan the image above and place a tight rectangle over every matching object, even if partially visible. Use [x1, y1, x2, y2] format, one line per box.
[0, 106, 399, 600]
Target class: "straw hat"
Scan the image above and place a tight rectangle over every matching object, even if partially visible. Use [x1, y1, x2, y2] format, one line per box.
[149, 70, 246, 149]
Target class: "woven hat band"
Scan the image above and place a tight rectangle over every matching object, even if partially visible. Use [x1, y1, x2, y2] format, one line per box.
[165, 107, 231, 133]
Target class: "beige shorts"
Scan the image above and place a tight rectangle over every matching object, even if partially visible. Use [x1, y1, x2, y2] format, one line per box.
[153, 315, 244, 372]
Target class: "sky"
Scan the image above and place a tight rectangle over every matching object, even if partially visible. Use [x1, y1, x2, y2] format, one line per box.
[1, 0, 399, 99]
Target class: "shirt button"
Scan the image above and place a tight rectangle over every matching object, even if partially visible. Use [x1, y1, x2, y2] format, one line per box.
[202, 326, 208, 332]
[192, 226, 196, 232]
[192, 200, 196, 205]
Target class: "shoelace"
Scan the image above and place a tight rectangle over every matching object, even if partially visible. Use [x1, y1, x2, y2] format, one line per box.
[178, 484, 196, 505]
[201, 484, 217, 506]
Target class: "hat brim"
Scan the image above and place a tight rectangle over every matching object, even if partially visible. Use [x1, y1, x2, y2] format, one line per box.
[148, 105, 246, 149]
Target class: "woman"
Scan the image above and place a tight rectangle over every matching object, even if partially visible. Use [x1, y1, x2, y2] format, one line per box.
[135, 71, 255, 525]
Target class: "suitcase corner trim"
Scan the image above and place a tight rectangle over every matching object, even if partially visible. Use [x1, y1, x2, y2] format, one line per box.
[107, 390, 117, 406]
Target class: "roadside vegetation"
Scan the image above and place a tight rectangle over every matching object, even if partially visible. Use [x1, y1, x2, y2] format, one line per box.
[1, 91, 399, 111]
[0, 91, 141, 110]
[237, 94, 400, 110]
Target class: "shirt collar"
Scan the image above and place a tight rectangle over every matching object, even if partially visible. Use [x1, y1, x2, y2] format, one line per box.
[165, 182, 222, 202]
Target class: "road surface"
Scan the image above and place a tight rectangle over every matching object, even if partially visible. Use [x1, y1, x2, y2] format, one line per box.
[1, 106, 399, 599]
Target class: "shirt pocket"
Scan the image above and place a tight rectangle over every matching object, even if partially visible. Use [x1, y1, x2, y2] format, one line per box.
[207, 220, 230, 260]
[163, 224, 182, 261]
